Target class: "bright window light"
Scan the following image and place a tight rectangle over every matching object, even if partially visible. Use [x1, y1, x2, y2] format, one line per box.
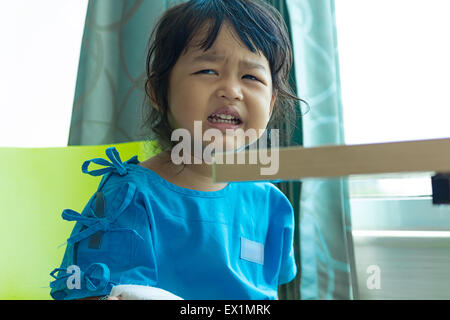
[335, 0, 450, 197]
[353, 230, 450, 238]
[335, 0, 450, 145]
[0, 0, 88, 148]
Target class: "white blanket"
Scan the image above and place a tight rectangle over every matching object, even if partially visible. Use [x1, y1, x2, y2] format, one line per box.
[109, 285, 183, 300]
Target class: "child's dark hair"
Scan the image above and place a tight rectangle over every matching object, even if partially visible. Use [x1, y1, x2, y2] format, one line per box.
[140, 0, 305, 152]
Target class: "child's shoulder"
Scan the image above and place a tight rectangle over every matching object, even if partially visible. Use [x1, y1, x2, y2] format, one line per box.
[244, 180, 288, 198]
[80, 146, 155, 191]
[253, 181, 293, 210]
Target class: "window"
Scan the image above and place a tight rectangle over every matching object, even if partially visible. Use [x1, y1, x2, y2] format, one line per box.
[335, 0, 450, 299]
[336, 0, 450, 146]
[0, 0, 88, 147]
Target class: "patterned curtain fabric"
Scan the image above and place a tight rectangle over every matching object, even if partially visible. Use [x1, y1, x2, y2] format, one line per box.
[286, 0, 357, 299]
[262, 0, 303, 301]
[68, 0, 176, 145]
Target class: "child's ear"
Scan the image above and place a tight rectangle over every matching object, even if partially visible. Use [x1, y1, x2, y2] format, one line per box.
[269, 91, 277, 117]
[146, 80, 161, 112]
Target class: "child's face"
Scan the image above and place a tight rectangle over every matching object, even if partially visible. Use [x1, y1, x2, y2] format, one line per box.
[166, 22, 276, 153]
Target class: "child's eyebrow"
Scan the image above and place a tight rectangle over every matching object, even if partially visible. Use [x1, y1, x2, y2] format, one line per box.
[191, 52, 267, 73]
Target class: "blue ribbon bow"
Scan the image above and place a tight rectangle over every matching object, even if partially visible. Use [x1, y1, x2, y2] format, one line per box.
[50, 262, 112, 293]
[61, 182, 143, 246]
[81, 146, 139, 177]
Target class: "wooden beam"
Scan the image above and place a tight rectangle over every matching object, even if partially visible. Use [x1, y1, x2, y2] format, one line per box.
[212, 138, 450, 182]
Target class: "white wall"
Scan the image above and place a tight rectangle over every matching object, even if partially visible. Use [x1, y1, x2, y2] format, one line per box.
[0, 0, 88, 147]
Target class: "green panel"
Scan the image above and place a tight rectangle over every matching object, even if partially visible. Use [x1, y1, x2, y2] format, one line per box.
[0, 141, 160, 299]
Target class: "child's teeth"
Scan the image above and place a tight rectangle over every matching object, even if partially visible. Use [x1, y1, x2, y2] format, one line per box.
[210, 117, 239, 124]
[214, 114, 236, 120]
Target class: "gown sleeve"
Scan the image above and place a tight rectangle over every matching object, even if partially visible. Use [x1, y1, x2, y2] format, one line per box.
[49, 147, 158, 300]
[278, 222, 297, 285]
[274, 189, 297, 285]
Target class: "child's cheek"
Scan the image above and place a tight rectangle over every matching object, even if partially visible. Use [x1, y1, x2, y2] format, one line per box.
[167, 111, 183, 130]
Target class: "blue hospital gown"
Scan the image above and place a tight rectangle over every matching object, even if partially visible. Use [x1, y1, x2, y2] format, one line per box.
[49, 147, 297, 300]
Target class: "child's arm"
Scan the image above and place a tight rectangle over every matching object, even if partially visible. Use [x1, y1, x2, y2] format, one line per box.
[50, 148, 184, 300]
[50, 181, 159, 300]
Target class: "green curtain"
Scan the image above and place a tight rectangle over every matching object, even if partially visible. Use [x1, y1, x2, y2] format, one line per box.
[262, 0, 303, 301]
[286, 0, 357, 299]
[68, 0, 178, 145]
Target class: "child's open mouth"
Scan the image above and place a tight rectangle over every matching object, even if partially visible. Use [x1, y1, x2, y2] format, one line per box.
[207, 113, 243, 130]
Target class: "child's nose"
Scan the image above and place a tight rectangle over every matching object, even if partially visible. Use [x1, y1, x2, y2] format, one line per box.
[216, 77, 243, 101]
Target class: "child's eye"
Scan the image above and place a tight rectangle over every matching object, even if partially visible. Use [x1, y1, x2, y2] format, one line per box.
[196, 70, 261, 83]
[197, 69, 217, 75]
[243, 75, 260, 82]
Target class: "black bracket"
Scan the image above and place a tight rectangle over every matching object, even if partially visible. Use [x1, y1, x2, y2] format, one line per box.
[431, 173, 450, 205]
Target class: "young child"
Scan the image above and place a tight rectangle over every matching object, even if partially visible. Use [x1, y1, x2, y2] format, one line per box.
[50, 0, 300, 300]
